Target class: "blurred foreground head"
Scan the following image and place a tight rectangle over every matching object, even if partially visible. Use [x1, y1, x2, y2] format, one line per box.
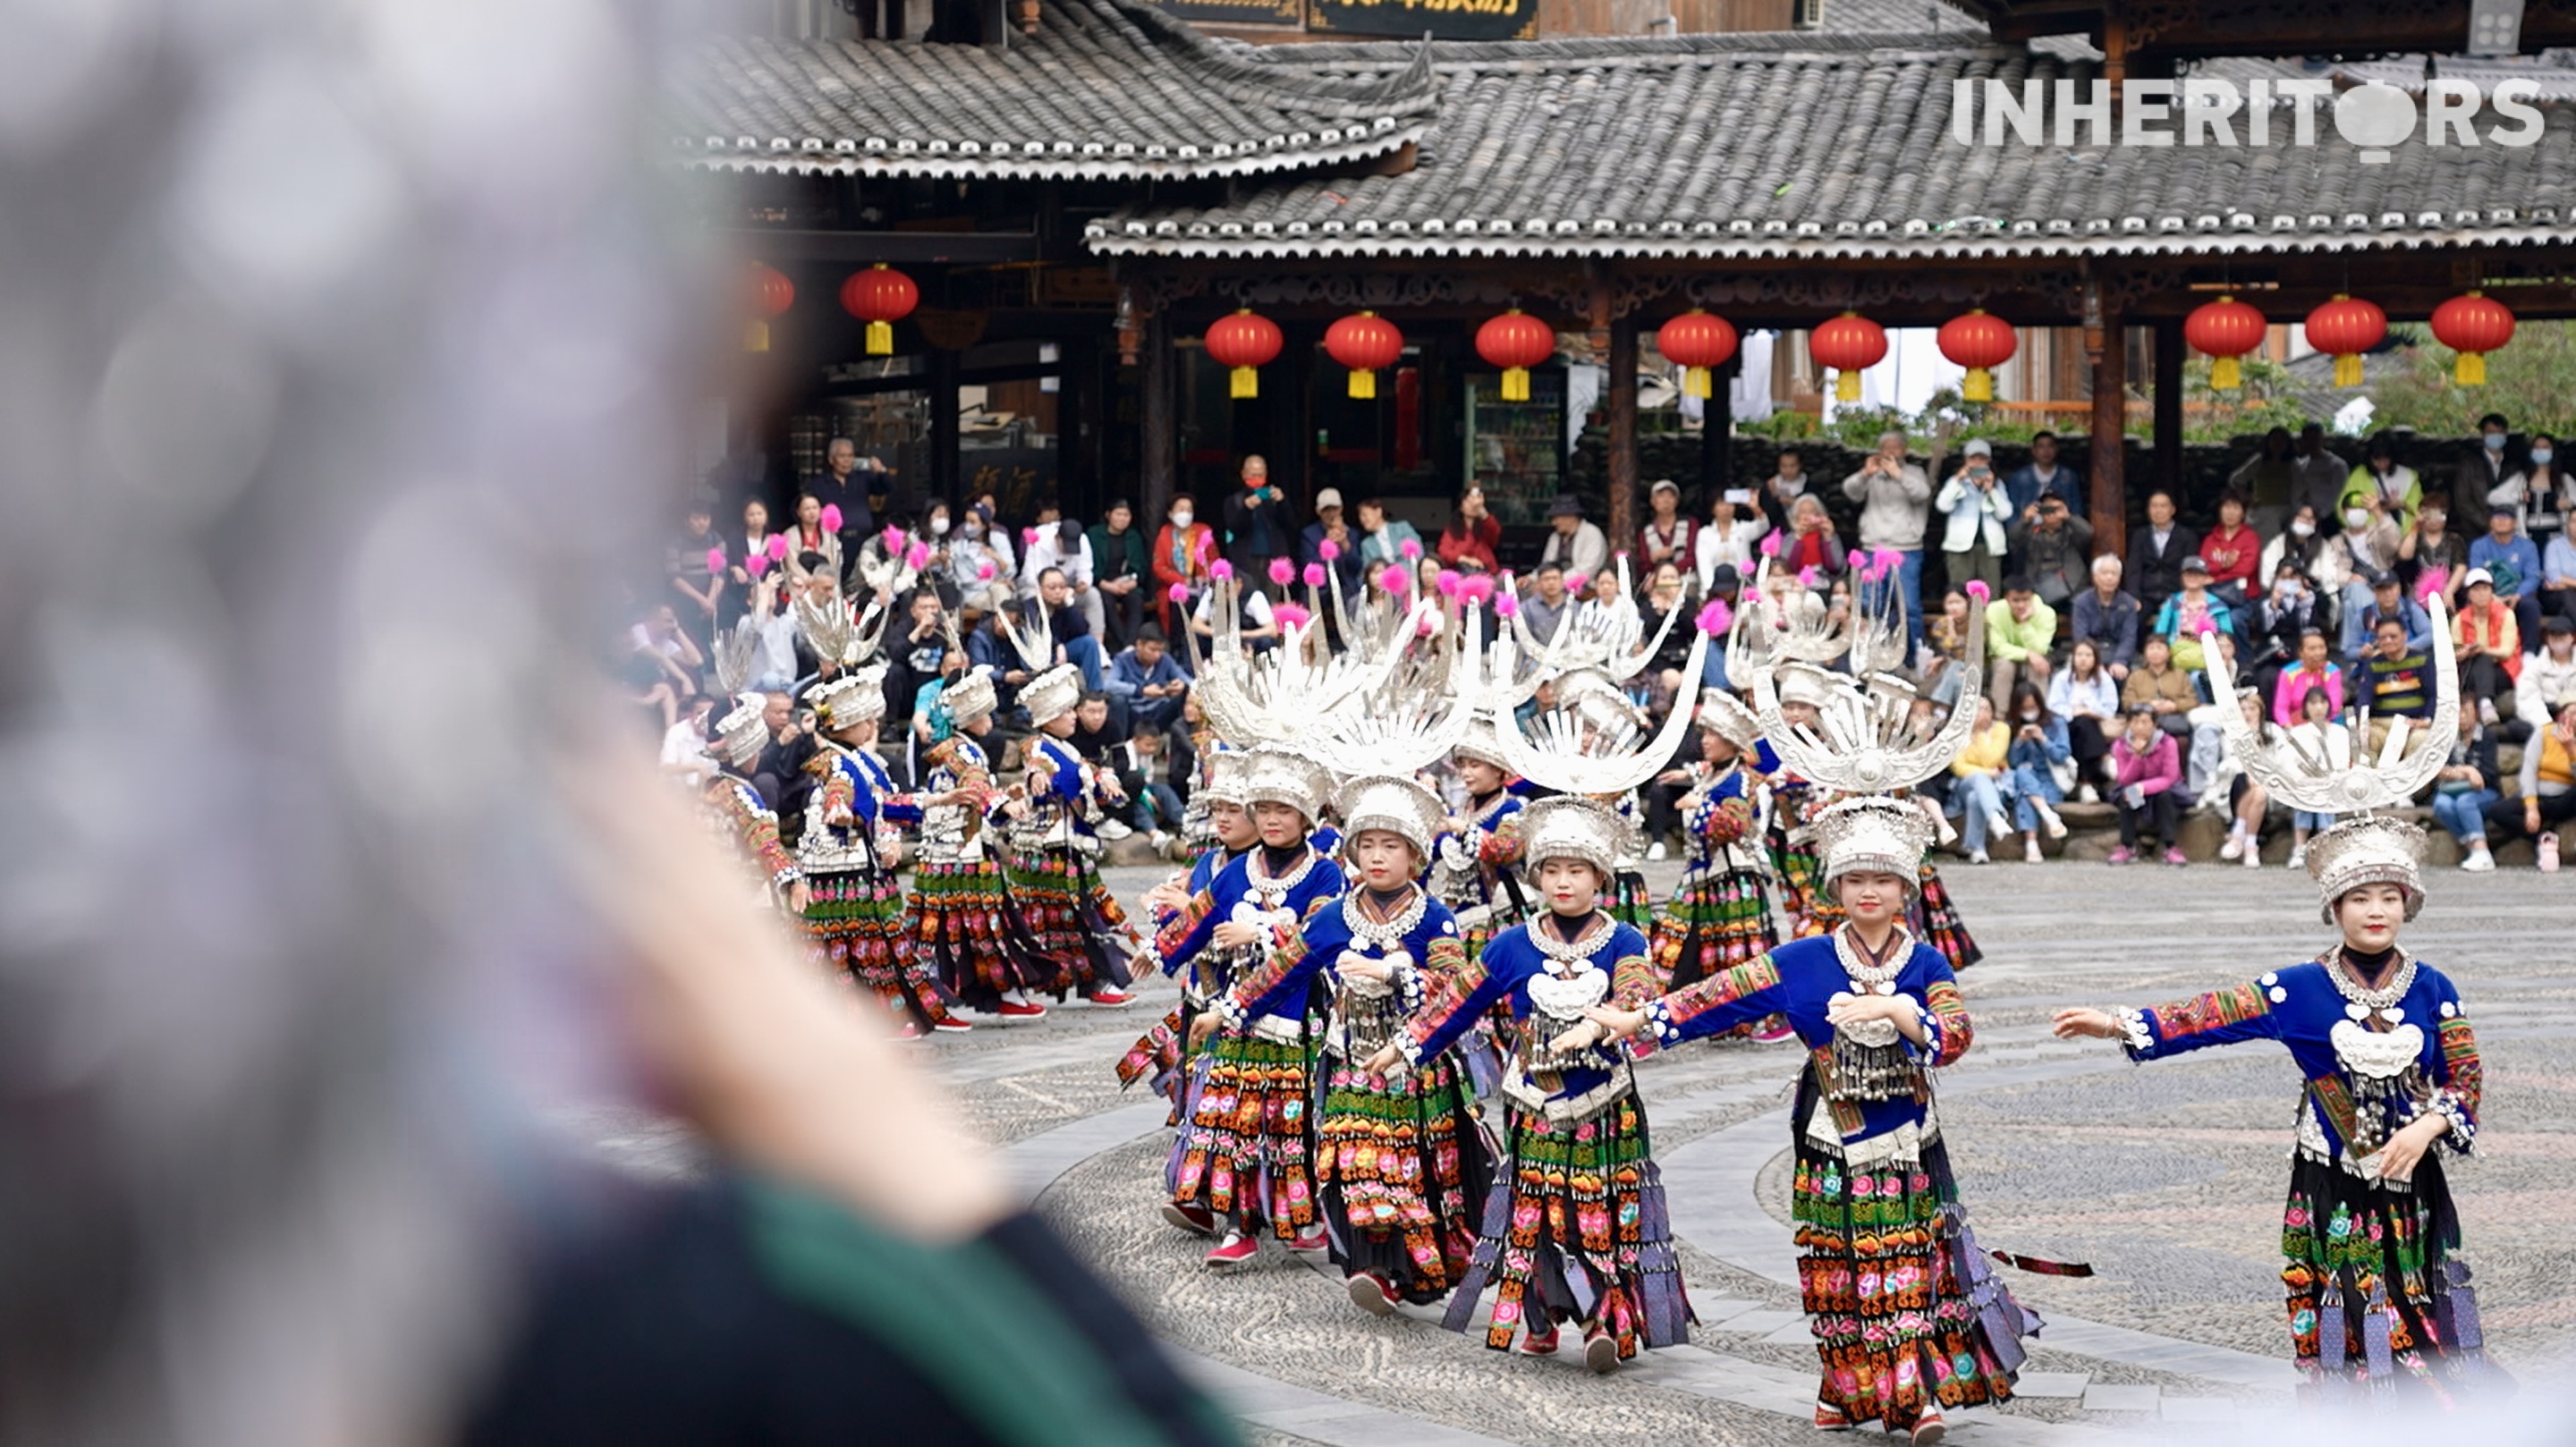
[0, 0, 701, 1437]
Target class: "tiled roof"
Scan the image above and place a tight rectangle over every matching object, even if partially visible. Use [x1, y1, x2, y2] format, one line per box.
[1088, 35, 2576, 259]
[674, 0, 1437, 181]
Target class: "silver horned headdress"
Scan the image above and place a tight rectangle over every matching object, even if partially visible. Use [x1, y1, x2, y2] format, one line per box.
[1750, 605, 1985, 796]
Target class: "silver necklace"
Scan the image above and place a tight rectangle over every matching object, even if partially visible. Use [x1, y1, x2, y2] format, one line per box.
[1530, 913, 1613, 973]
[2323, 948, 2417, 1024]
[1343, 887, 1426, 952]
[1833, 922, 1911, 994]
[1246, 846, 1318, 903]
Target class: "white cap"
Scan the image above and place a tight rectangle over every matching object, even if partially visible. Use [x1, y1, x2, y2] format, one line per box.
[2463, 567, 2495, 589]
[1314, 487, 1344, 512]
[1963, 438, 1993, 456]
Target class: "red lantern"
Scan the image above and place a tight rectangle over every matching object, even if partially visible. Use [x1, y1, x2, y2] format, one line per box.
[1936, 309, 2016, 402]
[1657, 310, 1740, 401]
[1203, 309, 1284, 399]
[746, 262, 793, 353]
[1324, 311, 1403, 400]
[1476, 309, 1555, 402]
[2303, 294, 2387, 389]
[1809, 313, 1888, 403]
[2431, 291, 2516, 386]
[2183, 294, 2267, 391]
[839, 264, 919, 355]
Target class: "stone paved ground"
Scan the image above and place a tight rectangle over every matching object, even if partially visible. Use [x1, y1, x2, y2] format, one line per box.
[580, 859, 2576, 1443]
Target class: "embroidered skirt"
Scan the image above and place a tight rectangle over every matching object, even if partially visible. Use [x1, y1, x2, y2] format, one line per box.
[2280, 1151, 2490, 1402]
[1169, 1028, 1316, 1236]
[910, 859, 1045, 1011]
[1609, 869, 1653, 933]
[1789, 1085, 2031, 1430]
[1652, 867, 1779, 992]
[999, 845, 1134, 999]
[804, 867, 957, 1029]
[1441, 1094, 1691, 1360]
[1315, 1052, 1496, 1302]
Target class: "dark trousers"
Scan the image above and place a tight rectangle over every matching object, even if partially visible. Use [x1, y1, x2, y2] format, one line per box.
[2465, 653, 2513, 704]
[1642, 779, 1686, 844]
[2067, 715, 2112, 784]
[2484, 789, 2576, 842]
[2117, 788, 2181, 848]
[1099, 580, 1146, 649]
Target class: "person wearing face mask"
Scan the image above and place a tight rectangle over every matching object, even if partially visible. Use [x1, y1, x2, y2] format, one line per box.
[2245, 563, 2322, 701]
[2490, 430, 2572, 546]
[2261, 504, 2344, 635]
[2339, 432, 2423, 534]
[948, 503, 1015, 613]
[2455, 410, 2518, 510]
[1151, 494, 1215, 638]
[2332, 506, 2402, 654]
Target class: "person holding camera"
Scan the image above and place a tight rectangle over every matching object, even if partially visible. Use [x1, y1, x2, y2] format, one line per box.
[1934, 438, 2012, 598]
[1841, 431, 1931, 642]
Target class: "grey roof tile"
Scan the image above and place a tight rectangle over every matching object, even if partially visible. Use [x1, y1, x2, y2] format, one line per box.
[672, 0, 1437, 181]
[1089, 34, 2576, 260]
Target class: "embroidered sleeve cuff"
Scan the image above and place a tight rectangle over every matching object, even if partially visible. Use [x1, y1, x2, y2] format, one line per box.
[2428, 1089, 2479, 1155]
[1212, 994, 1248, 1031]
[770, 867, 801, 891]
[2114, 1007, 2156, 1060]
[1646, 999, 1685, 1050]
[1392, 962, 1425, 1016]
[1394, 1029, 1428, 1069]
[1911, 1002, 1945, 1064]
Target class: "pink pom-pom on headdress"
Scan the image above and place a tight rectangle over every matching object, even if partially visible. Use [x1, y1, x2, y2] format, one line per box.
[766, 533, 790, 561]
[1797, 566, 1820, 588]
[1873, 547, 1903, 573]
[1964, 579, 1992, 605]
[1210, 559, 1235, 581]
[1271, 602, 1312, 630]
[1565, 571, 1589, 595]
[1436, 570, 1463, 598]
[747, 554, 772, 578]
[1302, 563, 1326, 588]
[1495, 590, 1521, 619]
[1377, 563, 1411, 593]
[1167, 582, 1190, 604]
[905, 541, 931, 570]
[1696, 599, 1733, 637]
[1417, 613, 1439, 637]
[819, 504, 843, 534]
[1847, 546, 1867, 571]
[1318, 539, 1341, 562]
[1021, 527, 1039, 547]
[1268, 557, 1296, 587]
[1462, 575, 1496, 605]
[704, 546, 726, 576]
[2195, 615, 2221, 638]
[881, 525, 905, 553]
[1399, 537, 1423, 562]
[1759, 533, 1782, 558]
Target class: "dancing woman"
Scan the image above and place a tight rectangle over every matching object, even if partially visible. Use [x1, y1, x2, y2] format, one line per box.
[1209, 774, 1495, 1315]
[1116, 751, 1257, 1111]
[2051, 608, 2489, 1401]
[1653, 690, 1779, 993]
[701, 691, 808, 918]
[1001, 662, 1138, 1007]
[906, 666, 1049, 1020]
[1427, 716, 1529, 962]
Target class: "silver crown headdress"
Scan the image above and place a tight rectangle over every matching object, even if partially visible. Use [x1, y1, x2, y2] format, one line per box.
[940, 664, 998, 727]
[2302, 815, 2430, 925]
[1240, 744, 1334, 820]
[1200, 748, 1253, 807]
[805, 666, 887, 729]
[1809, 795, 1937, 888]
[712, 691, 770, 770]
[796, 588, 894, 673]
[1020, 661, 1085, 730]
[1750, 606, 1984, 796]
[1334, 774, 1446, 861]
[1508, 555, 1689, 686]
[1487, 618, 1713, 799]
[1699, 689, 1762, 751]
[1296, 607, 1487, 779]
[1516, 794, 1627, 878]
[1193, 572, 1423, 748]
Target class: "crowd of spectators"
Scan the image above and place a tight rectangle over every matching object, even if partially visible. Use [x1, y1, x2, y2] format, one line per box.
[630, 419, 2576, 872]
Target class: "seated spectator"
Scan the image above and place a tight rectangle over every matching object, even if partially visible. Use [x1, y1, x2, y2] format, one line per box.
[2485, 690, 2576, 865]
[783, 493, 843, 594]
[2206, 688, 2275, 868]
[1520, 563, 1574, 646]
[2047, 639, 2120, 799]
[2199, 490, 2262, 605]
[2242, 562, 2324, 700]
[2272, 630, 2344, 729]
[1021, 510, 1100, 629]
[2517, 616, 2576, 740]
[2106, 705, 2186, 866]
[1189, 576, 1275, 652]
[624, 602, 705, 729]
[667, 495, 725, 627]
[2469, 503, 2546, 654]
[2430, 705, 2504, 873]
[1639, 562, 1695, 714]
[2122, 634, 2198, 740]
[2544, 523, 2576, 628]
[1984, 575, 2056, 714]
[1920, 588, 1974, 705]
[1111, 722, 1186, 852]
[1353, 496, 1421, 573]
[739, 577, 805, 693]
[886, 587, 949, 725]
[2004, 681, 2071, 862]
[1637, 478, 1695, 574]
[2006, 490, 2092, 608]
[1935, 439, 2012, 597]
[2127, 489, 2199, 623]
[1030, 565, 1104, 690]
[659, 694, 716, 786]
[2331, 509, 2403, 651]
[1436, 486, 1503, 574]
[2281, 684, 2352, 870]
[1106, 623, 1191, 740]
[2455, 568, 2523, 725]
[1776, 494, 1847, 581]
[2489, 429, 2572, 542]
[1087, 499, 1150, 649]
[952, 503, 1016, 613]
[2070, 554, 2140, 681]
[2361, 616, 2434, 756]
[2399, 497, 2470, 610]
[1151, 494, 1214, 637]
[1946, 696, 2016, 865]
[2341, 432, 2423, 533]
[2153, 556, 2233, 673]
[1064, 693, 1135, 841]
[2343, 569, 2430, 668]
[2259, 503, 2347, 620]
[1538, 494, 1610, 580]
[1696, 488, 1769, 591]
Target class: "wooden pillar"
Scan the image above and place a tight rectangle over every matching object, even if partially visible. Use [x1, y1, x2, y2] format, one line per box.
[931, 347, 961, 509]
[1140, 309, 1174, 524]
[1701, 352, 1736, 507]
[1607, 312, 1639, 557]
[2084, 277, 2127, 559]
[2152, 317, 2184, 502]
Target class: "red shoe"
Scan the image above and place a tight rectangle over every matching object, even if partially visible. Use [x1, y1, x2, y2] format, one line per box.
[1204, 1233, 1258, 1271]
[1347, 1272, 1400, 1316]
[1910, 1409, 1946, 1445]
[1814, 1402, 1850, 1431]
[1582, 1324, 1620, 1375]
[995, 998, 1048, 1022]
[1288, 1227, 1329, 1255]
[1086, 986, 1136, 1009]
[1161, 1202, 1216, 1237]
[931, 1015, 973, 1034]
[1516, 1321, 1560, 1356]
[1751, 1017, 1796, 1044]
[892, 1020, 928, 1042]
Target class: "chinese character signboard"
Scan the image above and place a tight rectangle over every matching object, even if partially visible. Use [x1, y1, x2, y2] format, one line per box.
[1307, 0, 1537, 40]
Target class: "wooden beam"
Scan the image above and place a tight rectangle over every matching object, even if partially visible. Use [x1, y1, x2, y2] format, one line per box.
[1141, 309, 1174, 525]
[1608, 312, 1639, 562]
[2085, 275, 2126, 559]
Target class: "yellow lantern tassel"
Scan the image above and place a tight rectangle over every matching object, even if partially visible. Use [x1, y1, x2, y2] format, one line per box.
[2210, 355, 2241, 390]
[1230, 366, 1258, 399]
[1835, 369, 1861, 403]
[1349, 369, 1376, 400]
[1684, 366, 1711, 399]
[2334, 353, 2362, 388]
[2457, 352, 2487, 385]
[1503, 367, 1530, 402]
[1962, 367, 1992, 402]
[745, 319, 771, 353]
[866, 319, 893, 355]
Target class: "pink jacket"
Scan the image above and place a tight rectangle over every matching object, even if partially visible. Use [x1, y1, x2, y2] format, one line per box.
[2109, 732, 2181, 798]
[2272, 664, 2344, 729]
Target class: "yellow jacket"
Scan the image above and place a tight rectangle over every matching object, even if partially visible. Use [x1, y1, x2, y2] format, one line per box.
[1953, 720, 2010, 778]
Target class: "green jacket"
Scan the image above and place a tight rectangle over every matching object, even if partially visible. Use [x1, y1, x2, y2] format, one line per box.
[1984, 597, 2057, 663]
[2338, 464, 2423, 531]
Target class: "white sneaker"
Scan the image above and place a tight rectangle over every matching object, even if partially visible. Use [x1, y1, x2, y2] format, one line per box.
[1097, 818, 1134, 840]
[2024, 839, 2043, 864]
[2462, 847, 2496, 873]
[2287, 845, 2307, 870]
[2219, 833, 2243, 861]
[2479, 697, 2500, 726]
[1985, 810, 2012, 845]
[2076, 783, 2100, 805]
[2242, 842, 2262, 868]
[1148, 828, 1171, 851]
[1967, 848, 1990, 865]
[1646, 840, 1668, 862]
[2038, 803, 2068, 840]
[1933, 814, 1958, 846]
